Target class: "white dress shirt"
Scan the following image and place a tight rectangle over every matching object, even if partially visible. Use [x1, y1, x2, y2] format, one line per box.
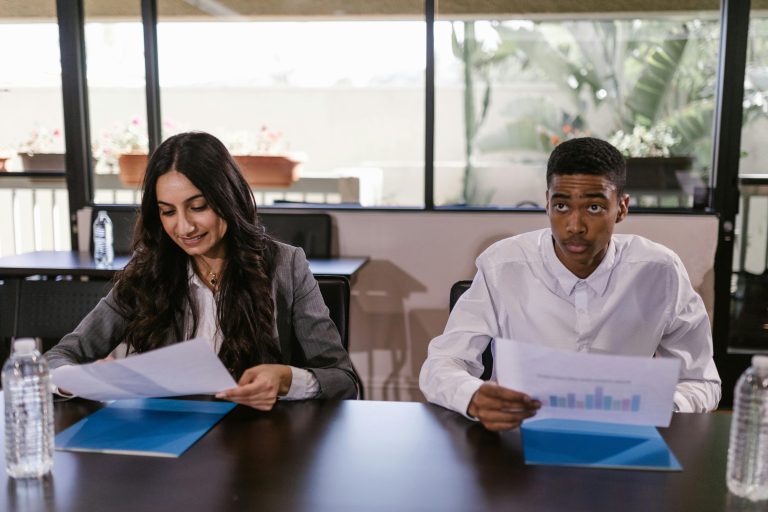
[419, 228, 721, 417]
[187, 267, 319, 400]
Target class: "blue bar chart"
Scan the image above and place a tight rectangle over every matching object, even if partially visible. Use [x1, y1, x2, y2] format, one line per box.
[546, 386, 641, 412]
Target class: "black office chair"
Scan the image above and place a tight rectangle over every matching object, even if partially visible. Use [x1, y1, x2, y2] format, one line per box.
[449, 280, 493, 381]
[316, 275, 364, 399]
[0, 279, 20, 363]
[260, 212, 332, 258]
[13, 279, 111, 353]
[89, 205, 138, 256]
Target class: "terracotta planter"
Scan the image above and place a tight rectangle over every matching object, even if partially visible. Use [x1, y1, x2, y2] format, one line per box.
[20, 153, 66, 172]
[0, 157, 8, 172]
[625, 156, 693, 191]
[118, 153, 149, 186]
[233, 155, 300, 187]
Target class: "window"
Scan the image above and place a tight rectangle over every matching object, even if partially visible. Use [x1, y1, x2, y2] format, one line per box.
[156, 2, 425, 207]
[434, 6, 721, 209]
[731, 11, 768, 353]
[84, 0, 148, 204]
[0, 2, 69, 255]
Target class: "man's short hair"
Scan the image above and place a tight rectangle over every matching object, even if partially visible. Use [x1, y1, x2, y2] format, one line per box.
[546, 137, 626, 195]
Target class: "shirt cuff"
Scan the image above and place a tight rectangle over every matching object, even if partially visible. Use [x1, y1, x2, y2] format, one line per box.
[455, 377, 485, 421]
[49, 365, 75, 398]
[281, 366, 320, 400]
[672, 391, 693, 413]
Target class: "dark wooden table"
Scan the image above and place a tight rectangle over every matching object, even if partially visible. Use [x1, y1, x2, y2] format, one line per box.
[0, 251, 368, 281]
[0, 400, 746, 512]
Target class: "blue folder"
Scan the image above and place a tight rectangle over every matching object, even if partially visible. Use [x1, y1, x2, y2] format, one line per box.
[55, 398, 236, 458]
[521, 419, 682, 471]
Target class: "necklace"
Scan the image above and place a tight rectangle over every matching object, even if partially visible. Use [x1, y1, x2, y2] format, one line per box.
[197, 258, 220, 290]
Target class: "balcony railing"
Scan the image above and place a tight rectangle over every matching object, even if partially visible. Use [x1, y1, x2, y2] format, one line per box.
[0, 172, 359, 257]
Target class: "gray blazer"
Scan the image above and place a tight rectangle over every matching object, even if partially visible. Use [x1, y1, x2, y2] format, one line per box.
[45, 242, 359, 400]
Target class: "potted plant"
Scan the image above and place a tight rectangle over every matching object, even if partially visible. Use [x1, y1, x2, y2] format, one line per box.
[0, 148, 13, 172]
[609, 124, 693, 191]
[17, 126, 66, 171]
[93, 118, 149, 186]
[224, 126, 302, 187]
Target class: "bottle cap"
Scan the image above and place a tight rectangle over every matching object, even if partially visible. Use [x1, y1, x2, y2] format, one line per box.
[751, 355, 768, 372]
[13, 338, 36, 355]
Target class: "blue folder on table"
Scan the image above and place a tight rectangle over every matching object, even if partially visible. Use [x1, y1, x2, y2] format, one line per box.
[55, 398, 236, 458]
[521, 419, 682, 471]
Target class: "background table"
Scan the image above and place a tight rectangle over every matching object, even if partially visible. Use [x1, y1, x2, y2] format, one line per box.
[0, 251, 368, 281]
[0, 400, 742, 512]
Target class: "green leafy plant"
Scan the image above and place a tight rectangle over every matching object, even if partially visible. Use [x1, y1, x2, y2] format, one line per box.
[470, 18, 766, 171]
[451, 21, 517, 205]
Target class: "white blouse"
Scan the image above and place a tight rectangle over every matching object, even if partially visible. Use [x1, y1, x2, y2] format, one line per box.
[187, 266, 319, 399]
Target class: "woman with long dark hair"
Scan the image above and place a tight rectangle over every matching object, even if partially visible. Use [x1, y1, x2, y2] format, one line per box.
[46, 132, 359, 408]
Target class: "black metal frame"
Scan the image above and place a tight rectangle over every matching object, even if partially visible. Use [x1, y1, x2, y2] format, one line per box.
[141, 0, 162, 153]
[57, 0, 93, 249]
[424, 0, 435, 209]
[710, 0, 753, 407]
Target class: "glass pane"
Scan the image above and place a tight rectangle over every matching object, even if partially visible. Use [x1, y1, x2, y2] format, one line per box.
[434, 9, 721, 209]
[0, 10, 64, 172]
[0, 3, 70, 256]
[157, 2, 425, 207]
[732, 13, 768, 353]
[84, 0, 148, 205]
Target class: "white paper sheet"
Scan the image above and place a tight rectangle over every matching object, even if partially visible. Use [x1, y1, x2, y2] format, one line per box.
[494, 341, 680, 427]
[51, 338, 237, 402]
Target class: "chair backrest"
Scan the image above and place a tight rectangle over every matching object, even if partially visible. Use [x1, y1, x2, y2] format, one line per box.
[15, 278, 111, 344]
[260, 212, 332, 258]
[449, 280, 472, 311]
[90, 205, 138, 256]
[449, 279, 493, 381]
[316, 276, 350, 351]
[316, 275, 364, 399]
[0, 279, 19, 341]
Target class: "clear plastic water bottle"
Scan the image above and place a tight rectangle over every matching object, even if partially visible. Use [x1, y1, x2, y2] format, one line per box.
[727, 355, 768, 501]
[2, 338, 54, 479]
[93, 210, 114, 268]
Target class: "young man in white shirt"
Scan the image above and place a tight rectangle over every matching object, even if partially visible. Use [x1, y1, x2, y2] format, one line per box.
[419, 137, 721, 431]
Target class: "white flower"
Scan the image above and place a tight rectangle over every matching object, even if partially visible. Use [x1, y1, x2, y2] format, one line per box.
[609, 124, 680, 158]
[18, 126, 65, 155]
[92, 118, 150, 173]
[223, 126, 288, 155]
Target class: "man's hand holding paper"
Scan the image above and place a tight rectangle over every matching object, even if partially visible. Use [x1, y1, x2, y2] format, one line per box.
[494, 340, 680, 427]
[467, 383, 541, 431]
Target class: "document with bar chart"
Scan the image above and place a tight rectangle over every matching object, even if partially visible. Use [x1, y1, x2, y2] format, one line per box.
[495, 341, 680, 427]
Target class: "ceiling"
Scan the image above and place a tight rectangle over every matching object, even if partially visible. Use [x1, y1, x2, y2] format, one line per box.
[4, 0, 764, 22]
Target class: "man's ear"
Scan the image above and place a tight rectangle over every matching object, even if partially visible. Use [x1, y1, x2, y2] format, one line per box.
[616, 194, 629, 223]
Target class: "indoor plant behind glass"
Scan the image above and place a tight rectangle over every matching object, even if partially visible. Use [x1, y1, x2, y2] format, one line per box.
[609, 124, 693, 192]
[17, 126, 66, 172]
[93, 118, 149, 186]
[224, 126, 302, 187]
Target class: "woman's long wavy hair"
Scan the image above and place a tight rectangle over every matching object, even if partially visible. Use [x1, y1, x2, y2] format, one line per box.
[112, 132, 280, 377]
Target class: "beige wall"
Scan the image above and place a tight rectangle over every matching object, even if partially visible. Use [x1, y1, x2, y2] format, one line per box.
[313, 210, 719, 401]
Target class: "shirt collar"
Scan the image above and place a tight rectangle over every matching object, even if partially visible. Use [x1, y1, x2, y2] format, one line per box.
[187, 261, 205, 289]
[540, 229, 617, 296]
